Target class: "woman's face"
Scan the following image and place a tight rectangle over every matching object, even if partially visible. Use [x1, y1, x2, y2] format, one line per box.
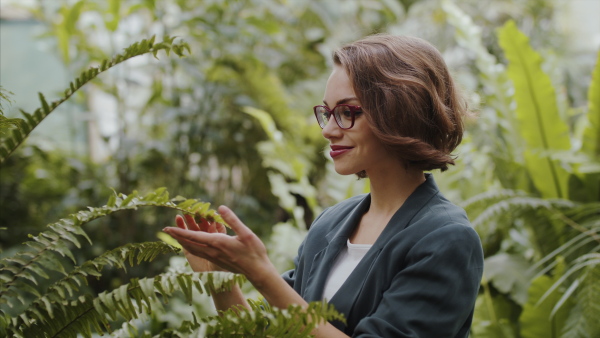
[322, 65, 399, 177]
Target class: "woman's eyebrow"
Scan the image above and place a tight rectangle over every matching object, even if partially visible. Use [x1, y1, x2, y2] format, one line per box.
[323, 97, 359, 106]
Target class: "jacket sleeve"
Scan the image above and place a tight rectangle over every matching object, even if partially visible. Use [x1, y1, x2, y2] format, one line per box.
[281, 207, 329, 289]
[281, 239, 304, 288]
[353, 224, 484, 338]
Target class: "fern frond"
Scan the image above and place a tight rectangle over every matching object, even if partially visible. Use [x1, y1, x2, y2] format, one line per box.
[529, 228, 600, 278]
[0, 115, 24, 137]
[560, 262, 600, 338]
[154, 313, 201, 338]
[538, 254, 600, 305]
[11, 271, 245, 337]
[195, 299, 345, 337]
[11, 241, 179, 330]
[461, 189, 526, 216]
[0, 188, 223, 311]
[563, 202, 600, 227]
[0, 35, 190, 164]
[471, 195, 574, 230]
[529, 202, 600, 277]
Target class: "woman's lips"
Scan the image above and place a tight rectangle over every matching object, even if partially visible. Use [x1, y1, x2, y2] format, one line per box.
[330, 145, 353, 158]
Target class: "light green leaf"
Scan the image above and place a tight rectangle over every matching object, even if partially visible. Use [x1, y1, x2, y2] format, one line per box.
[56, 8, 71, 64]
[242, 106, 282, 142]
[106, 0, 121, 31]
[65, 1, 85, 34]
[582, 50, 600, 159]
[497, 20, 571, 199]
[484, 253, 533, 305]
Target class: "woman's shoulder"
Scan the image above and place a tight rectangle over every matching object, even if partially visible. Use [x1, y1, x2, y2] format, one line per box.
[325, 193, 369, 215]
[308, 194, 369, 233]
[422, 192, 470, 225]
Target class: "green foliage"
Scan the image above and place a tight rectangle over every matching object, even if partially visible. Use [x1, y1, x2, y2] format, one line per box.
[0, 35, 190, 164]
[0, 87, 22, 137]
[519, 259, 571, 338]
[0, 189, 227, 334]
[0, 16, 344, 334]
[196, 300, 345, 337]
[0, 186, 342, 337]
[471, 277, 519, 338]
[498, 20, 571, 200]
[2, 0, 596, 336]
[444, 3, 599, 337]
[560, 262, 600, 338]
[582, 51, 600, 160]
[9, 271, 246, 337]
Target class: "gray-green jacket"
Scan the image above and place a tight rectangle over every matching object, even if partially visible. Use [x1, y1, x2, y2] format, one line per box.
[282, 174, 484, 337]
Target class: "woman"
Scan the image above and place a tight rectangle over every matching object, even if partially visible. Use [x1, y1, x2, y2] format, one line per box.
[164, 34, 484, 337]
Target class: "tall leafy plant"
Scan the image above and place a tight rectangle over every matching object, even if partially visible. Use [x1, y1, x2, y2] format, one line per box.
[443, 1, 599, 336]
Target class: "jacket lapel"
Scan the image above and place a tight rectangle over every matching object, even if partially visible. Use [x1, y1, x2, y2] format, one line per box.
[326, 174, 440, 330]
[303, 194, 371, 302]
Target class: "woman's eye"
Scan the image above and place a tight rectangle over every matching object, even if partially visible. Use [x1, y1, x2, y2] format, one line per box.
[341, 109, 353, 119]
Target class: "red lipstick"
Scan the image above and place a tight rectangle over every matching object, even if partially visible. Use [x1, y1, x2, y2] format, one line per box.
[330, 145, 353, 158]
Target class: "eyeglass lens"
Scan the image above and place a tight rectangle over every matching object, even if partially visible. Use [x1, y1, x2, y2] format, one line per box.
[316, 106, 354, 129]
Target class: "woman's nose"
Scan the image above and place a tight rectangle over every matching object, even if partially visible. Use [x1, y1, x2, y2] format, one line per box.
[322, 115, 342, 139]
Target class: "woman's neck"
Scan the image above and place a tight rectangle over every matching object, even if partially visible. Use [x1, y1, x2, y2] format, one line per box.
[366, 166, 426, 218]
[349, 165, 426, 245]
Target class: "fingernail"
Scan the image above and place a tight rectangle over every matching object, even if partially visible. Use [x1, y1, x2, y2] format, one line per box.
[162, 227, 169, 232]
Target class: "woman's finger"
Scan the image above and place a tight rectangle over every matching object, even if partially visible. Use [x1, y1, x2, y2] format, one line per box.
[206, 220, 220, 233]
[165, 229, 234, 265]
[165, 226, 227, 248]
[184, 214, 203, 231]
[175, 215, 187, 229]
[215, 222, 227, 234]
[217, 205, 252, 237]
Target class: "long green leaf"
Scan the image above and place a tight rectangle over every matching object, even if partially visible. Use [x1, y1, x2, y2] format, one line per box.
[497, 20, 571, 199]
[582, 50, 600, 160]
[577, 50, 600, 202]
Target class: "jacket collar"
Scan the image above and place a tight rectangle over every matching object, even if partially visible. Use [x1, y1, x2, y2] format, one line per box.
[324, 173, 439, 248]
[310, 174, 441, 330]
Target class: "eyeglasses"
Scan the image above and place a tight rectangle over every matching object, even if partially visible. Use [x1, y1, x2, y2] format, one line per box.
[313, 104, 363, 130]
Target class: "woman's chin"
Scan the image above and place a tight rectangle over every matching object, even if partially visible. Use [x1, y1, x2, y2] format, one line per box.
[333, 165, 360, 176]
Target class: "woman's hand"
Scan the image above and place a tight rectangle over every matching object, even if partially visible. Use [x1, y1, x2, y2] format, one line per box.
[173, 213, 228, 272]
[164, 206, 278, 287]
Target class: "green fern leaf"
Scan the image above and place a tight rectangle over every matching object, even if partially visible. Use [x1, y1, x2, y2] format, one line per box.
[12, 242, 179, 328]
[38, 93, 50, 115]
[20, 109, 36, 125]
[520, 258, 570, 337]
[1, 189, 224, 328]
[12, 272, 244, 337]
[195, 299, 345, 337]
[561, 263, 600, 338]
[121, 190, 139, 206]
[0, 36, 190, 164]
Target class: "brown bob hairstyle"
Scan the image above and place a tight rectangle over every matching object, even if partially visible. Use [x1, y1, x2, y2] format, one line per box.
[332, 34, 468, 174]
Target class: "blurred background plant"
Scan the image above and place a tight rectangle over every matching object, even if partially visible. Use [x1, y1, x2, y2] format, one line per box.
[1, 0, 598, 336]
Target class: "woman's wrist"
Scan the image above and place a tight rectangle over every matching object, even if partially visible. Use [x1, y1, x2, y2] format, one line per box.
[246, 261, 280, 291]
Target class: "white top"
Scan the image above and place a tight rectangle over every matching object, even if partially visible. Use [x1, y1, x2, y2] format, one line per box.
[322, 239, 372, 301]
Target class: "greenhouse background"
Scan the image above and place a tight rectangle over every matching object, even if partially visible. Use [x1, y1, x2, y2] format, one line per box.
[1, 0, 599, 336]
